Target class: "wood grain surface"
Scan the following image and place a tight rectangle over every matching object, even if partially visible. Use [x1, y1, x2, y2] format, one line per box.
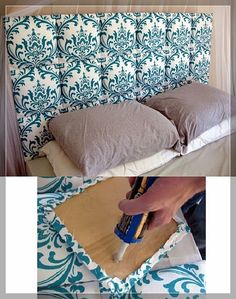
[55, 177, 177, 279]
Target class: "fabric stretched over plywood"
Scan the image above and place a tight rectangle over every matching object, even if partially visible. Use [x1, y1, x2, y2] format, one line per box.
[55, 177, 177, 279]
[38, 176, 190, 295]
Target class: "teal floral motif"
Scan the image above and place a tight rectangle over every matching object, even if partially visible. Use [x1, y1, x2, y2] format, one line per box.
[71, 26, 97, 59]
[137, 60, 165, 100]
[60, 61, 101, 109]
[100, 13, 136, 59]
[129, 263, 205, 297]
[37, 177, 101, 195]
[4, 12, 212, 160]
[105, 23, 135, 58]
[57, 14, 100, 63]
[167, 58, 190, 89]
[59, 26, 99, 62]
[10, 65, 60, 159]
[136, 13, 166, 100]
[167, 22, 191, 49]
[100, 13, 136, 103]
[12, 67, 60, 117]
[72, 73, 100, 102]
[103, 66, 135, 102]
[5, 15, 57, 68]
[190, 56, 210, 82]
[190, 13, 213, 84]
[161, 264, 205, 297]
[22, 28, 55, 67]
[30, 80, 53, 112]
[138, 23, 165, 54]
[165, 13, 192, 89]
[38, 178, 77, 195]
[195, 22, 212, 46]
[143, 63, 164, 85]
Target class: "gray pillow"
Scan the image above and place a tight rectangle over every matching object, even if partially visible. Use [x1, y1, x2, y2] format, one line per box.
[48, 101, 180, 176]
[145, 82, 230, 149]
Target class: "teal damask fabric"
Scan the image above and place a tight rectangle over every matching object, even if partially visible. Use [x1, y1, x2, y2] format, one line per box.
[38, 261, 205, 298]
[37, 176, 103, 194]
[4, 13, 213, 160]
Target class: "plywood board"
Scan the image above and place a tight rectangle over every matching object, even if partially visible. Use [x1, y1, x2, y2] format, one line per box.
[55, 177, 177, 279]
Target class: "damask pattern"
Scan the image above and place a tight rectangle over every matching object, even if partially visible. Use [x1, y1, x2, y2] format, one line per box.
[100, 13, 137, 103]
[190, 14, 213, 83]
[37, 176, 103, 194]
[130, 261, 205, 296]
[165, 13, 192, 90]
[136, 12, 166, 100]
[4, 13, 213, 159]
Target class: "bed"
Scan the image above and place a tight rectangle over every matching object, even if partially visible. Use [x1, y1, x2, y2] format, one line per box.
[4, 12, 234, 177]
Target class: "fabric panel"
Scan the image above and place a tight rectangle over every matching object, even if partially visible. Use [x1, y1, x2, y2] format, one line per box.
[1, 17, 26, 175]
[165, 13, 192, 89]
[130, 261, 205, 295]
[4, 12, 213, 160]
[100, 13, 136, 103]
[190, 13, 213, 84]
[136, 12, 166, 100]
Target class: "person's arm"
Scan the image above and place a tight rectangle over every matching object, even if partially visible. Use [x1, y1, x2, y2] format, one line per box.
[119, 177, 205, 230]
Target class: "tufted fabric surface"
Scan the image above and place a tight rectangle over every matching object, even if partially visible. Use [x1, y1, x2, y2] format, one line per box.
[4, 13, 213, 159]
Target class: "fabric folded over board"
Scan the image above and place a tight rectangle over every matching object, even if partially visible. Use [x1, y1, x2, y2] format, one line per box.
[37, 177, 202, 296]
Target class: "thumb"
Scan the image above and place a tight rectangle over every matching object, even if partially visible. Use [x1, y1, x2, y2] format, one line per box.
[119, 192, 156, 215]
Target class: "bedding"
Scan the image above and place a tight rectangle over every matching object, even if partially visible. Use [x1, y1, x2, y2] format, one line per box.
[40, 140, 180, 176]
[41, 118, 234, 176]
[145, 82, 230, 151]
[182, 116, 235, 155]
[28, 132, 234, 176]
[48, 100, 180, 176]
[144, 133, 234, 176]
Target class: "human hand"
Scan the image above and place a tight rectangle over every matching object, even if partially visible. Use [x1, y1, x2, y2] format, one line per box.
[119, 177, 205, 230]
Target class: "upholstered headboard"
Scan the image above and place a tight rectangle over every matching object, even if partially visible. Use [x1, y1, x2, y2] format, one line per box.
[4, 12, 213, 160]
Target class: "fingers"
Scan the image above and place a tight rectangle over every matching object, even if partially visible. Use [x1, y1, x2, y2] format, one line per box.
[119, 198, 146, 215]
[119, 191, 161, 215]
[147, 209, 173, 230]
